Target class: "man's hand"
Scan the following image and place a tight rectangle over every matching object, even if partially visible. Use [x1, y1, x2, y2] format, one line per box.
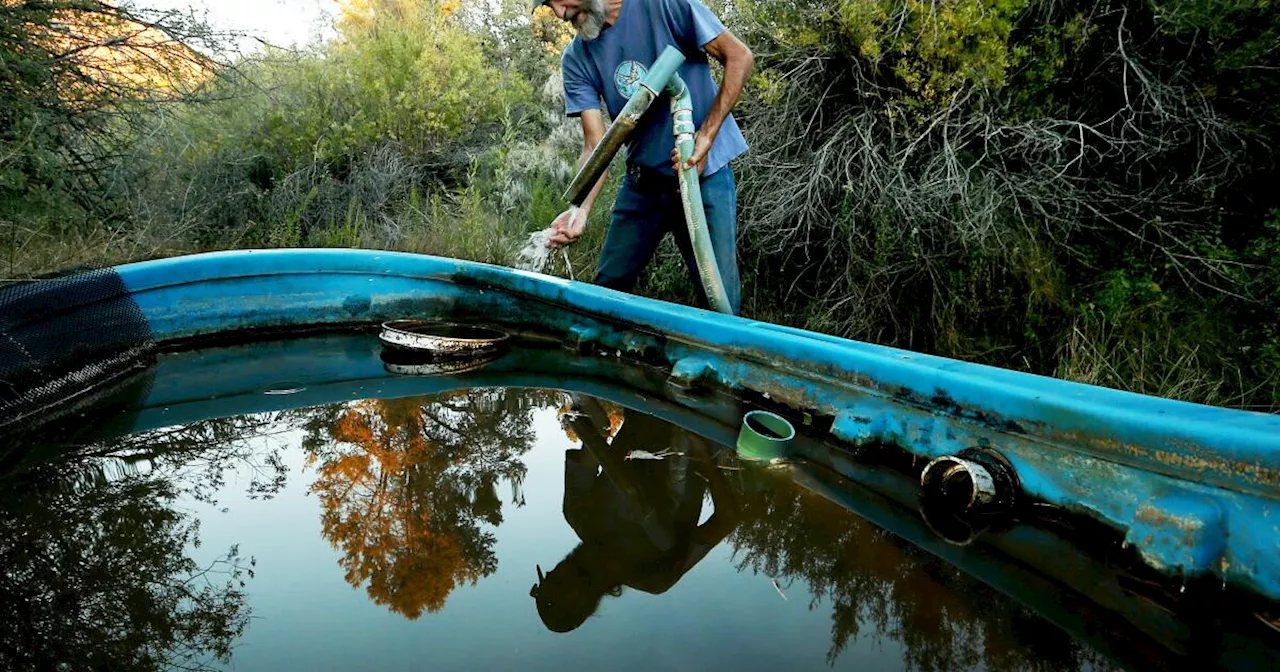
[671, 129, 712, 175]
[546, 207, 588, 248]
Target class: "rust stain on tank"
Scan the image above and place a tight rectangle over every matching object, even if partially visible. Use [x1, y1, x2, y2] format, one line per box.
[1133, 506, 1204, 549]
[1044, 429, 1280, 491]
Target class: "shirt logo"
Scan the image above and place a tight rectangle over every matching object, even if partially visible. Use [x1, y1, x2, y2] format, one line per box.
[614, 60, 647, 99]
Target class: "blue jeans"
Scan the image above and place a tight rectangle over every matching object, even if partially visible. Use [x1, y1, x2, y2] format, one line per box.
[594, 164, 741, 314]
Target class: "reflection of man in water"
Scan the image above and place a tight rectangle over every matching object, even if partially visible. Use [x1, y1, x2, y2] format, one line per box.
[530, 396, 740, 633]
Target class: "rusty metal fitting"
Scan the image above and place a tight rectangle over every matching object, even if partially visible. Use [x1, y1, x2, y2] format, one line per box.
[920, 448, 1018, 514]
[918, 448, 1019, 545]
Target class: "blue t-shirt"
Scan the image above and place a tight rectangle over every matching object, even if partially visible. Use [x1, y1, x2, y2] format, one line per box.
[561, 0, 748, 177]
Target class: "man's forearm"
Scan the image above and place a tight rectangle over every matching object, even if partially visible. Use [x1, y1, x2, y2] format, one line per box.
[577, 145, 609, 215]
[702, 42, 754, 141]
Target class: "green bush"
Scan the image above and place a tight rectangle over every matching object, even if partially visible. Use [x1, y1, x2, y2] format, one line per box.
[121, 1, 538, 249]
[718, 0, 1280, 408]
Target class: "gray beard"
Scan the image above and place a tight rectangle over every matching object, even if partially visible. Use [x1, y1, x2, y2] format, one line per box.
[576, 0, 606, 41]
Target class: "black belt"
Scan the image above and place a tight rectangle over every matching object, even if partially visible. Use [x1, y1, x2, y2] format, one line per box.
[626, 163, 681, 191]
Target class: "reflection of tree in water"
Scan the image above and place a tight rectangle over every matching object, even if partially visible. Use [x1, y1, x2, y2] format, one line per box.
[0, 416, 268, 671]
[729, 477, 1115, 671]
[38, 411, 293, 504]
[304, 389, 556, 619]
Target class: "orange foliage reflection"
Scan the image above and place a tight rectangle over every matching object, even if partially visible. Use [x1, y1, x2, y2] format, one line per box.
[305, 390, 547, 619]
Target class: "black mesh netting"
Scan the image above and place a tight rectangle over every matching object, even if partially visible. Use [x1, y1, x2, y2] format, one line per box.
[0, 267, 155, 431]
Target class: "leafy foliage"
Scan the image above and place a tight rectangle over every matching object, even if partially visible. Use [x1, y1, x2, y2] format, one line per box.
[0, 0, 223, 270]
[120, 0, 536, 247]
[727, 0, 1280, 408]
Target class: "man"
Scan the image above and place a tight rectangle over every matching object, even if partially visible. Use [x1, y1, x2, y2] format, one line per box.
[535, 0, 753, 314]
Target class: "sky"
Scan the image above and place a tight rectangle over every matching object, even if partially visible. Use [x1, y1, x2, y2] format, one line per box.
[137, 0, 341, 51]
